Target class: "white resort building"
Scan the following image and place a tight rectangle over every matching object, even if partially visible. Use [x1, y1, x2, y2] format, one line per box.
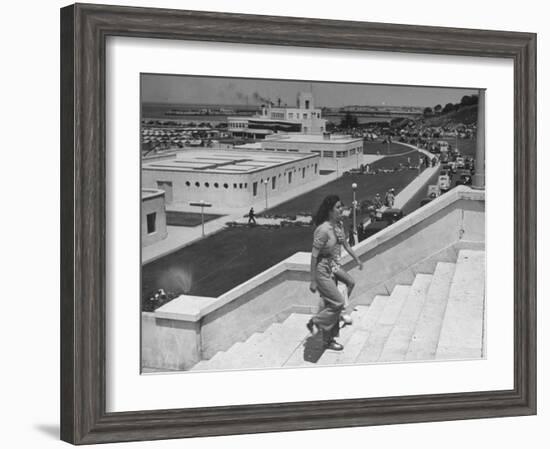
[228, 92, 327, 138]
[235, 133, 365, 174]
[141, 188, 168, 246]
[141, 149, 321, 209]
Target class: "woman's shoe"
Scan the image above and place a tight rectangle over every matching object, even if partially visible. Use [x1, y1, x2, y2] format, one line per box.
[341, 314, 353, 326]
[325, 340, 344, 351]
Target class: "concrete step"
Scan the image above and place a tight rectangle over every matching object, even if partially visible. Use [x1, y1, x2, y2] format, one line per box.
[406, 262, 456, 361]
[191, 341, 244, 371]
[355, 285, 411, 363]
[378, 274, 433, 362]
[209, 313, 310, 371]
[315, 305, 370, 366]
[315, 296, 389, 366]
[436, 250, 485, 360]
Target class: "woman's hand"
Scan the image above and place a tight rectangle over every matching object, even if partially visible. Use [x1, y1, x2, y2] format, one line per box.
[309, 281, 317, 293]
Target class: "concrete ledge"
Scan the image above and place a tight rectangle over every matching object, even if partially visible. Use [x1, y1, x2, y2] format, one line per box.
[156, 186, 483, 321]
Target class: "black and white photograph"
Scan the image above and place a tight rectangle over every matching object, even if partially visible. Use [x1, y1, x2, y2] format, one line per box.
[140, 75, 485, 373]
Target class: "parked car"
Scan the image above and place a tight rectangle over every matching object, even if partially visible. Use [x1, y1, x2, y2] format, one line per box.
[437, 174, 451, 192]
[456, 157, 465, 169]
[427, 184, 441, 198]
[361, 220, 390, 240]
[380, 207, 404, 224]
[455, 174, 473, 186]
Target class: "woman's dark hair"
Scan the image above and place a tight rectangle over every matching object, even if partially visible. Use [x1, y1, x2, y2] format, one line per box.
[314, 194, 340, 226]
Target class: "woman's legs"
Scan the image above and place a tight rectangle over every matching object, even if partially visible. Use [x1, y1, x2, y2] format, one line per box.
[334, 269, 355, 298]
[311, 269, 345, 345]
[333, 269, 356, 322]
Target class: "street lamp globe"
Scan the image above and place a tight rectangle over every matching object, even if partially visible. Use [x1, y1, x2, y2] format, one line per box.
[352, 182, 357, 190]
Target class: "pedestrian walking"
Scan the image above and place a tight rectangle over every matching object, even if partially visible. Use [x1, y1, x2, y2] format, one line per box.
[248, 207, 256, 225]
[373, 193, 383, 209]
[385, 188, 395, 207]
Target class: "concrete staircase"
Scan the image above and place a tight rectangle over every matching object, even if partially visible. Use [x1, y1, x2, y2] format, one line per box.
[191, 249, 485, 372]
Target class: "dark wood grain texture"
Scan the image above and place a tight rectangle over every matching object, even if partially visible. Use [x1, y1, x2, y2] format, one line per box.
[60, 3, 537, 445]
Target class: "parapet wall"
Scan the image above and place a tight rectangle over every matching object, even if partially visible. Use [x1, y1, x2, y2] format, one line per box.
[142, 186, 484, 371]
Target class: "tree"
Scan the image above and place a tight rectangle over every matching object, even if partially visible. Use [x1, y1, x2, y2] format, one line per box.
[423, 107, 433, 118]
[434, 104, 442, 114]
[460, 95, 479, 107]
[442, 102, 455, 114]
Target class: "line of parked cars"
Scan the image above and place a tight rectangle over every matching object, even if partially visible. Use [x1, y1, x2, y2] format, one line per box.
[420, 154, 476, 207]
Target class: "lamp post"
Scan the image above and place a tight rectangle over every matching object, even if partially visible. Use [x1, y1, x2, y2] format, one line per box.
[264, 179, 269, 210]
[351, 183, 358, 243]
[189, 200, 213, 237]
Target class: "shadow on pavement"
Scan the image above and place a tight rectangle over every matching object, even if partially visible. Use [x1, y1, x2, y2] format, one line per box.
[302, 333, 326, 363]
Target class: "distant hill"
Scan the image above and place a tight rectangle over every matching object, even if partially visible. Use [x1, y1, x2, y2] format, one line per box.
[420, 105, 478, 128]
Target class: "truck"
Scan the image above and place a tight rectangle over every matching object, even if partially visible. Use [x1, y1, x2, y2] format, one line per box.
[437, 140, 450, 153]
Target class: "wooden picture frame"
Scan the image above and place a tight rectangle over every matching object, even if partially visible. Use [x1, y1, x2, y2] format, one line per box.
[60, 3, 536, 444]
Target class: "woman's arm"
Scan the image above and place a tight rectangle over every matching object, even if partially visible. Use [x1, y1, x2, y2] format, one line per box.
[309, 249, 319, 292]
[342, 240, 363, 270]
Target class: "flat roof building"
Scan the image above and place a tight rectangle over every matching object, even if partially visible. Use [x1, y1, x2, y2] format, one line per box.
[235, 133, 364, 175]
[142, 189, 168, 246]
[142, 149, 321, 209]
[228, 92, 326, 138]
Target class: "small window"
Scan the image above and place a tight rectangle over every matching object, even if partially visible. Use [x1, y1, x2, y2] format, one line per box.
[195, 182, 200, 187]
[233, 183, 237, 188]
[223, 183, 229, 189]
[205, 182, 210, 188]
[185, 181, 190, 186]
[239, 183, 243, 188]
[214, 183, 219, 188]
[146, 213, 156, 234]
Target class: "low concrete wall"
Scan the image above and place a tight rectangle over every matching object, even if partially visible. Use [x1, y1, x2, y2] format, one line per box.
[200, 272, 313, 359]
[344, 194, 484, 305]
[141, 313, 201, 370]
[141, 186, 484, 371]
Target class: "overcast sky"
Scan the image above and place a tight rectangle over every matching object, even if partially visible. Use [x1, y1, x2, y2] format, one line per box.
[141, 74, 479, 108]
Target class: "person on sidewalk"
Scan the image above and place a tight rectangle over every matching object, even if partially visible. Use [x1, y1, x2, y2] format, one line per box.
[307, 195, 363, 351]
[373, 193, 383, 209]
[248, 207, 256, 225]
[385, 188, 395, 208]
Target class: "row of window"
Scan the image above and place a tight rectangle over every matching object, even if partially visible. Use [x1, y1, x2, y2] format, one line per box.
[177, 163, 319, 194]
[309, 147, 363, 158]
[286, 112, 321, 120]
[184, 181, 249, 189]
